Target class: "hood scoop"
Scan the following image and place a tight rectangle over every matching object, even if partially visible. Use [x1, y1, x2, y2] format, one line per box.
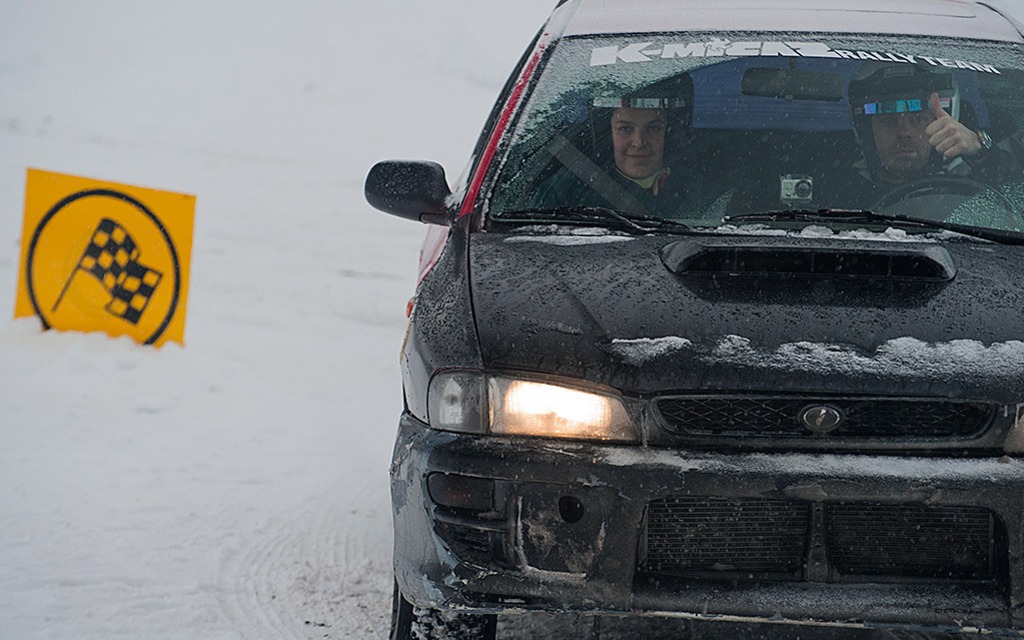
[661, 238, 957, 281]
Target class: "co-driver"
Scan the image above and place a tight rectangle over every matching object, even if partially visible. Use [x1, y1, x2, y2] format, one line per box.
[530, 95, 691, 215]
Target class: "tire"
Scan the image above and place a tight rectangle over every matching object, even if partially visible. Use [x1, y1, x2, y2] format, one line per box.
[390, 580, 498, 640]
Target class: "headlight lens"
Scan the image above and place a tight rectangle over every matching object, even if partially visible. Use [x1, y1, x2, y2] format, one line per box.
[427, 372, 637, 442]
[489, 378, 634, 441]
[427, 371, 487, 434]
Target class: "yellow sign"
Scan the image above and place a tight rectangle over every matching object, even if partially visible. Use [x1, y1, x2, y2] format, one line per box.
[15, 168, 195, 347]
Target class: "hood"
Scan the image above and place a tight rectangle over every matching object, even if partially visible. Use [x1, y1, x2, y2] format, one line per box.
[469, 229, 1024, 403]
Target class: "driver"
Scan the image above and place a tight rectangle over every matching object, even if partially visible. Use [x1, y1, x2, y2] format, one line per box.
[830, 62, 1017, 206]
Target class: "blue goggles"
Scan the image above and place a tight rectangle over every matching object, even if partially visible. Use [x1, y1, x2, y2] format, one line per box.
[858, 96, 951, 115]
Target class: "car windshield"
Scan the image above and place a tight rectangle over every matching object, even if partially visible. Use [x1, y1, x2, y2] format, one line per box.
[488, 32, 1024, 235]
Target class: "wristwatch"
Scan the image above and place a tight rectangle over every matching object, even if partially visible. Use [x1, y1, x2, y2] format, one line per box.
[976, 129, 994, 152]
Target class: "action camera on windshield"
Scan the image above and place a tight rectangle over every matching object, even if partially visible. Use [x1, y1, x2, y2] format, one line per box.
[780, 174, 814, 206]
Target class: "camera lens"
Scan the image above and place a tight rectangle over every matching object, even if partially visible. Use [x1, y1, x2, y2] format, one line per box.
[795, 180, 812, 198]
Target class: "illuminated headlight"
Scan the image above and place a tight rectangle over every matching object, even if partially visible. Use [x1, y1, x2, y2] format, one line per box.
[427, 372, 637, 442]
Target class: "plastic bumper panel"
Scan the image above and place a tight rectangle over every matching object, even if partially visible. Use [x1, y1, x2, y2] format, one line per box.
[389, 413, 1024, 633]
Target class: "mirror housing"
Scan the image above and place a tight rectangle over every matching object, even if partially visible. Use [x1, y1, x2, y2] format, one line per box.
[365, 160, 453, 225]
[741, 67, 844, 102]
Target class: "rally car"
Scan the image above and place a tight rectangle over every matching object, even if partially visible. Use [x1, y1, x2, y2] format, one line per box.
[365, 0, 1024, 637]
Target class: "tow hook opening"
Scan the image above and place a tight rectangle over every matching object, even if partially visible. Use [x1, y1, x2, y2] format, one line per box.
[559, 495, 585, 523]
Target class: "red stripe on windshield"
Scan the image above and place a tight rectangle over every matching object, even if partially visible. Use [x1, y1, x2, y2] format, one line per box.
[458, 43, 546, 218]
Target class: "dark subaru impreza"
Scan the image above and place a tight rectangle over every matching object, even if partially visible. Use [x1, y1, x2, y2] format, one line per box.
[366, 0, 1024, 637]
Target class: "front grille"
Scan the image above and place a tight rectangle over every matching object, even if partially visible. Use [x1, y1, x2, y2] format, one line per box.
[827, 503, 994, 580]
[655, 396, 992, 439]
[644, 497, 809, 576]
[641, 497, 998, 584]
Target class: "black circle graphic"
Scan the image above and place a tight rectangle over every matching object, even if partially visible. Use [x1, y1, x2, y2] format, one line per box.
[25, 189, 182, 345]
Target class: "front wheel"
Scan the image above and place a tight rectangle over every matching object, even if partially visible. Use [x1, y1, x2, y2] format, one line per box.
[390, 580, 497, 640]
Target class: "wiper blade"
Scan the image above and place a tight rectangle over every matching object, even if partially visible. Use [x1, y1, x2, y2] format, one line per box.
[726, 208, 883, 223]
[497, 206, 690, 233]
[724, 208, 1024, 246]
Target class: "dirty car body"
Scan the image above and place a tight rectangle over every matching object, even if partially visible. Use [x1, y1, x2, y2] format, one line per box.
[366, 0, 1024, 637]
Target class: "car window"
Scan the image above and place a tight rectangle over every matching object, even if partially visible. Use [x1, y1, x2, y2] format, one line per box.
[488, 33, 1024, 234]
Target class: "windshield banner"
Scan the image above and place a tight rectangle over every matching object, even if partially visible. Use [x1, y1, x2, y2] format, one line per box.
[590, 40, 1001, 74]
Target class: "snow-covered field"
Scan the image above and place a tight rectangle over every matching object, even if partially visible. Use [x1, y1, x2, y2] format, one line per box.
[0, 2, 554, 638]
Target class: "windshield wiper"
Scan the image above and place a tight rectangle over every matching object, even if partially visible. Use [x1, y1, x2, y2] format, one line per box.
[496, 206, 691, 234]
[724, 208, 1024, 246]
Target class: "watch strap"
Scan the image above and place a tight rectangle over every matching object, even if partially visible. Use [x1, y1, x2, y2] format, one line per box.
[976, 129, 994, 151]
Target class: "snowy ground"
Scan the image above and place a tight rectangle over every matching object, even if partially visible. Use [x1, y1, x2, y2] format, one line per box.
[0, 2, 554, 638]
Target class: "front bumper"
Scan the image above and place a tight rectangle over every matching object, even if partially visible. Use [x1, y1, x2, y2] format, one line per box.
[390, 412, 1024, 633]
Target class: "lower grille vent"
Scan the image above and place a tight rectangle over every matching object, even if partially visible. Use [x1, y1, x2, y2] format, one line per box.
[642, 497, 997, 584]
[827, 503, 994, 580]
[644, 497, 809, 576]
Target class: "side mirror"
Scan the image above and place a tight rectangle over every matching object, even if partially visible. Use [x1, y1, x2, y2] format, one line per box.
[365, 160, 453, 225]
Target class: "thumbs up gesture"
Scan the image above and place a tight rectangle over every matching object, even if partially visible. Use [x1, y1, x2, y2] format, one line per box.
[925, 91, 982, 159]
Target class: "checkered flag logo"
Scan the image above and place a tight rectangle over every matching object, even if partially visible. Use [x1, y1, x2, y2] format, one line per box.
[52, 218, 163, 324]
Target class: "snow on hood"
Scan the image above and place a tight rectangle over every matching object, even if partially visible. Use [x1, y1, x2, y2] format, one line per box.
[713, 223, 976, 243]
[713, 335, 1024, 380]
[503, 225, 635, 245]
[609, 333, 1024, 381]
[609, 336, 693, 365]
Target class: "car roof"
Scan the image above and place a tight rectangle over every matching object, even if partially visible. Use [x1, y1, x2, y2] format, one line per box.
[556, 0, 1024, 42]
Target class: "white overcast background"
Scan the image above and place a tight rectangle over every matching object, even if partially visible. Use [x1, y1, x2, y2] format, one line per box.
[0, 2, 553, 638]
